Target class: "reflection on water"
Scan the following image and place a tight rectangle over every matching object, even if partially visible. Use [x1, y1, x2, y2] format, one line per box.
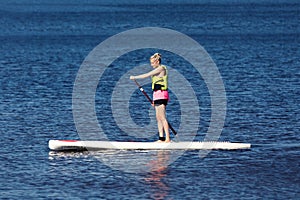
[49, 149, 184, 174]
[144, 151, 170, 200]
[49, 150, 173, 199]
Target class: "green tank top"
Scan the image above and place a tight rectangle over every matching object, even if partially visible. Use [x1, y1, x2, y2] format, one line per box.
[151, 65, 168, 91]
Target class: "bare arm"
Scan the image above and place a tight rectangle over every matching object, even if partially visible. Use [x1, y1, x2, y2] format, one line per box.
[130, 66, 164, 80]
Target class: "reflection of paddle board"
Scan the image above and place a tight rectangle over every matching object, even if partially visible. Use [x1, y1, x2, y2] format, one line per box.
[48, 140, 251, 151]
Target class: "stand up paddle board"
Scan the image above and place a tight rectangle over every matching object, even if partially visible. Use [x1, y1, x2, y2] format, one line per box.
[48, 140, 251, 151]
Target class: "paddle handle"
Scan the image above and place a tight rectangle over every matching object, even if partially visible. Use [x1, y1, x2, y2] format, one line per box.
[133, 79, 177, 135]
[134, 80, 153, 104]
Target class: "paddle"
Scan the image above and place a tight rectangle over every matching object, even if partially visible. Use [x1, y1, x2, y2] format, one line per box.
[133, 79, 177, 135]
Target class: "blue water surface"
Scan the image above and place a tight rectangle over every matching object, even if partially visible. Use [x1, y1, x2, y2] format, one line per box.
[0, 0, 299, 199]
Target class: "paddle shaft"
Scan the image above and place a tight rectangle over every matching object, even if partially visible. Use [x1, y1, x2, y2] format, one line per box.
[133, 79, 177, 135]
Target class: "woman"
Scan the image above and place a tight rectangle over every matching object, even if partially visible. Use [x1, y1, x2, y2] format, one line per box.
[130, 53, 170, 142]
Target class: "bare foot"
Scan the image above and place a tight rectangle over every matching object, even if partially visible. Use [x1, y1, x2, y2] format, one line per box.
[164, 139, 171, 143]
[155, 140, 164, 143]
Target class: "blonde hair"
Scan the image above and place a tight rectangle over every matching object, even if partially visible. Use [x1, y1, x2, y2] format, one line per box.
[150, 53, 161, 63]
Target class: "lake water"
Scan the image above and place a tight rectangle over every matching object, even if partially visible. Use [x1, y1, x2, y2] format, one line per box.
[0, 0, 299, 199]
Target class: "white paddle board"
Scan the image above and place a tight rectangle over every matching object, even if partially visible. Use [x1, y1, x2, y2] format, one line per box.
[48, 140, 251, 151]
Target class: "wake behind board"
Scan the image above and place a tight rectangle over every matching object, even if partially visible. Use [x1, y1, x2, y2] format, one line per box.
[48, 140, 251, 151]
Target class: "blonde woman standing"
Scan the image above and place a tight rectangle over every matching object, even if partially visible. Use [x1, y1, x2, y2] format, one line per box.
[130, 53, 170, 142]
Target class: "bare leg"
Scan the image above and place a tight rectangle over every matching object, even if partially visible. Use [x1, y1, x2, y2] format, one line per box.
[155, 107, 164, 142]
[155, 104, 170, 143]
[162, 119, 170, 142]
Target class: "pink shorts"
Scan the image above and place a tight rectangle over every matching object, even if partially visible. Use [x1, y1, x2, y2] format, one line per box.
[153, 90, 169, 101]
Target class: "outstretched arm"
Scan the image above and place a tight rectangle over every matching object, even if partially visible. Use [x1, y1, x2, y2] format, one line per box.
[130, 66, 164, 80]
